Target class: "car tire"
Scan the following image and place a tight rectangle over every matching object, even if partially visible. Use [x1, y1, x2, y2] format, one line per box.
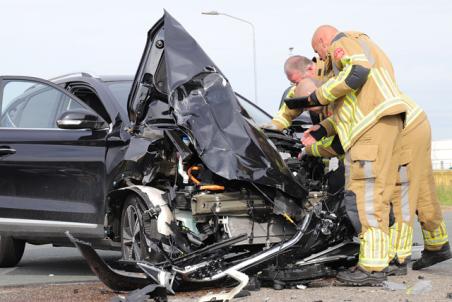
[0, 235, 25, 267]
[121, 194, 163, 263]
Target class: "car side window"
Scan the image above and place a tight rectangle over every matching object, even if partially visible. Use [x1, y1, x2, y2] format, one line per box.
[0, 80, 87, 129]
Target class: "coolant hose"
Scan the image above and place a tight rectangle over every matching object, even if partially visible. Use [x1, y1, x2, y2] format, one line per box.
[187, 166, 225, 191]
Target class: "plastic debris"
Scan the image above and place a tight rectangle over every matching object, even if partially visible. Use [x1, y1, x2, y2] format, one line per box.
[406, 280, 432, 295]
[382, 281, 406, 291]
[111, 284, 167, 302]
[296, 284, 307, 290]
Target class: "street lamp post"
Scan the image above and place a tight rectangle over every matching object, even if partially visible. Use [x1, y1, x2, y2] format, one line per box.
[202, 11, 258, 104]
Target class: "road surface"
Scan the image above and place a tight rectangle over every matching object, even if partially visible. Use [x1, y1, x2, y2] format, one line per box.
[0, 211, 451, 301]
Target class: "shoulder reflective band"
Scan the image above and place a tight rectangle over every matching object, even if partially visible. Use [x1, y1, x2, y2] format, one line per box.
[284, 95, 323, 109]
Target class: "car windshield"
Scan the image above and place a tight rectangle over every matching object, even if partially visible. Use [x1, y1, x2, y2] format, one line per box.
[236, 94, 272, 126]
[106, 81, 133, 110]
[106, 80, 272, 125]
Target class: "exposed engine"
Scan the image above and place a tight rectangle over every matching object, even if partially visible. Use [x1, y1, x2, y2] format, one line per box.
[130, 123, 347, 263]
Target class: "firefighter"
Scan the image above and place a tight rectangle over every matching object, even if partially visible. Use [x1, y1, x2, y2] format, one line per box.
[271, 55, 329, 130]
[302, 25, 408, 285]
[303, 93, 451, 276]
[385, 95, 451, 275]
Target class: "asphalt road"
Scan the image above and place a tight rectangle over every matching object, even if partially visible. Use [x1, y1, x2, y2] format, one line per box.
[0, 211, 451, 301]
[0, 245, 121, 286]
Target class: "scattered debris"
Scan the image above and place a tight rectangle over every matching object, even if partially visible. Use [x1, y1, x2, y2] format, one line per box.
[243, 276, 261, 291]
[382, 281, 407, 291]
[418, 275, 424, 279]
[110, 284, 167, 302]
[197, 270, 249, 302]
[296, 284, 307, 290]
[406, 280, 432, 295]
[447, 292, 452, 299]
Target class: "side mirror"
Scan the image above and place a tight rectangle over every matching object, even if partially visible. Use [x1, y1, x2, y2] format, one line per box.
[56, 109, 108, 130]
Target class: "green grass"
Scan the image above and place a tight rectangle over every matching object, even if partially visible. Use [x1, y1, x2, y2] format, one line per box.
[437, 185, 452, 206]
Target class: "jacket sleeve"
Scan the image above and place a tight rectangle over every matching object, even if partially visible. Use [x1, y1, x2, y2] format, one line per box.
[306, 136, 338, 158]
[306, 135, 344, 158]
[310, 36, 372, 105]
[271, 104, 302, 129]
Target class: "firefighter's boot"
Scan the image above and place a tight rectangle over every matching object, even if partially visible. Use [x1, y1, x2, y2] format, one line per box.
[386, 257, 408, 276]
[336, 266, 387, 286]
[412, 242, 452, 270]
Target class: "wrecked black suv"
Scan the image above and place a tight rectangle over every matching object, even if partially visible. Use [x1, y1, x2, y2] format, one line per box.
[0, 12, 353, 286]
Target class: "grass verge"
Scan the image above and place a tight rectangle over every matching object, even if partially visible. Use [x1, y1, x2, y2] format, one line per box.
[437, 185, 452, 206]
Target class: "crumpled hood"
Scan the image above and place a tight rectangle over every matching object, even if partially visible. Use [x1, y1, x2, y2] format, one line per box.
[129, 11, 307, 200]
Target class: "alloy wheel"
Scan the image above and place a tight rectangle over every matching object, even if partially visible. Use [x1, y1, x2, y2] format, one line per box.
[122, 204, 143, 261]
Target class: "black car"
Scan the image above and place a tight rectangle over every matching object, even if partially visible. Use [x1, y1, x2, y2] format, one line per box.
[0, 70, 276, 267]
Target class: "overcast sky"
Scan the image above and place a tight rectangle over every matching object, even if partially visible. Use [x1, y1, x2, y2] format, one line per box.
[1, 0, 451, 139]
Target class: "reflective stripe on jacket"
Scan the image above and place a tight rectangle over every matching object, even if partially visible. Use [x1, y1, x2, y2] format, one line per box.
[272, 86, 300, 129]
[308, 93, 425, 158]
[313, 32, 408, 151]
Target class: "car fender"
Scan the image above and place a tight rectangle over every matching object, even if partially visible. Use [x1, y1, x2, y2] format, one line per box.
[108, 185, 173, 237]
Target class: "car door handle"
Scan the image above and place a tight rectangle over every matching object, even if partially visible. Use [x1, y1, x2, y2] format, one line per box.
[0, 147, 16, 156]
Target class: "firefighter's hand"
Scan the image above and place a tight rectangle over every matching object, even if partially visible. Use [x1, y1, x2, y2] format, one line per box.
[301, 125, 320, 147]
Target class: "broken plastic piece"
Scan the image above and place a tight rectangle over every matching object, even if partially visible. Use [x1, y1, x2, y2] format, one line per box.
[296, 284, 307, 290]
[198, 270, 249, 302]
[66, 231, 151, 291]
[110, 284, 167, 302]
[382, 281, 406, 291]
[406, 280, 432, 295]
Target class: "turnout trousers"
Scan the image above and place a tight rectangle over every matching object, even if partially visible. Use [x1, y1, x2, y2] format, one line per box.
[388, 115, 448, 263]
[344, 115, 403, 272]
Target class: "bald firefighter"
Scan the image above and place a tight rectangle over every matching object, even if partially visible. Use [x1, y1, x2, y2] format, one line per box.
[296, 26, 408, 285]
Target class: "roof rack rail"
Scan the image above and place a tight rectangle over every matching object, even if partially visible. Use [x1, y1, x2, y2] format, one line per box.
[48, 72, 94, 82]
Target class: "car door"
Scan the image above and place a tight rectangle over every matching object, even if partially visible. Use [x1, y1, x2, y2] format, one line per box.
[0, 76, 107, 238]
